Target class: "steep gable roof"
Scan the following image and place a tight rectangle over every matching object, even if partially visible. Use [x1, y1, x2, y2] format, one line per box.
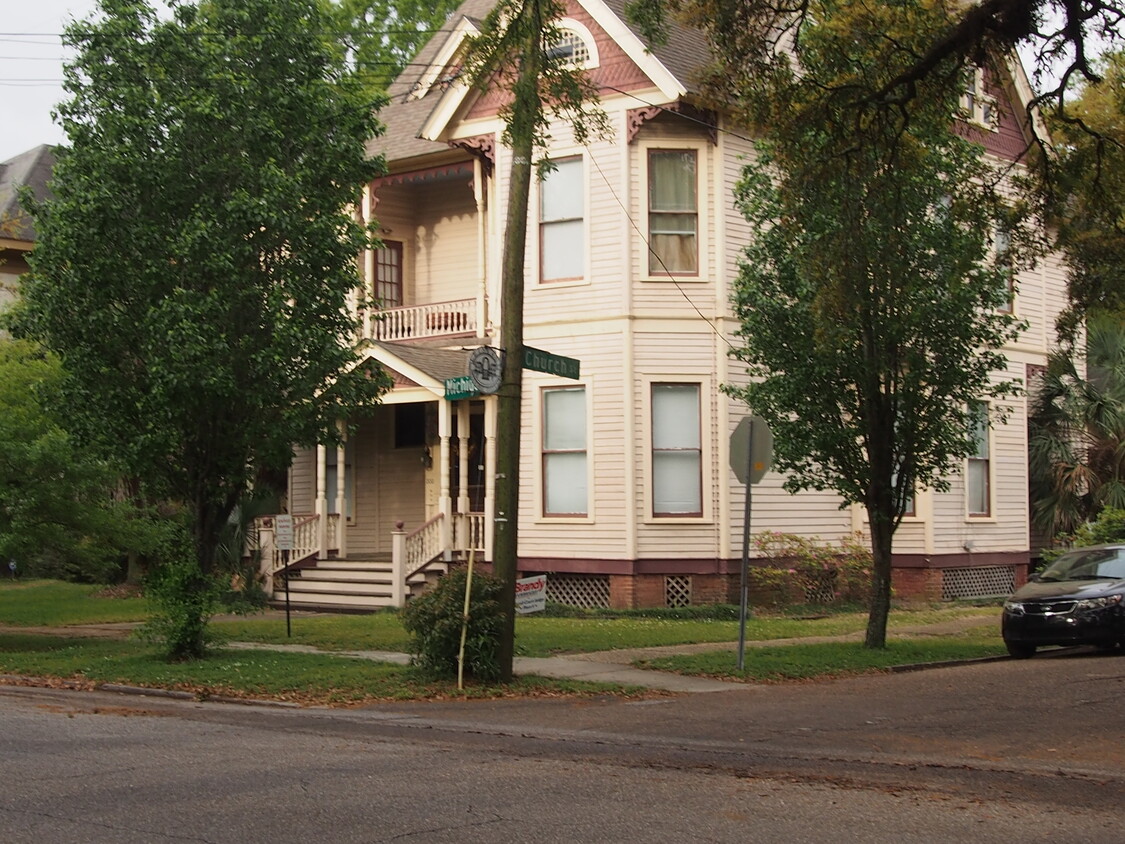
[0, 144, 55, 245]
[367, 0, 711, 167]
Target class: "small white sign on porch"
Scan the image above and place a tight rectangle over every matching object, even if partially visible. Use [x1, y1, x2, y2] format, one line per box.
[274, 515, 294, 552]
[515, 574, 548, 614]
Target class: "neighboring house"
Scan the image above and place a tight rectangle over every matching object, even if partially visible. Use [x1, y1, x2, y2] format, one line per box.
[0, 145, 55, 323]
[265, 0, 1071, 610]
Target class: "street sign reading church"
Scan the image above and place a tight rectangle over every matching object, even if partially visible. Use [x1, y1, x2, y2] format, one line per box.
[523, 346, 580, 380]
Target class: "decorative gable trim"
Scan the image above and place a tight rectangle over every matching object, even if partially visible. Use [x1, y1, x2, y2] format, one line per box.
[627, 102, 717, 144]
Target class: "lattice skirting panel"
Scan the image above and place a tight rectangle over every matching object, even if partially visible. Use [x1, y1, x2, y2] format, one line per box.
[941, 565, 1015, 600]
[665, 575, 692, 608]
[545, 573, 610, 609]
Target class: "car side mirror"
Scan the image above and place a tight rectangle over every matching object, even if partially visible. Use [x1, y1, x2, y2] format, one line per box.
[1027, 573, 1041, 583]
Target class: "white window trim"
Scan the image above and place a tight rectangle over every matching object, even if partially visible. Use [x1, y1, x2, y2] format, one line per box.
[638, 141, 710, 282]
[965, 401, 996, 521]
[960, 67, 999, 132]
[533, 379, 595, 524]
[530, 151, 590, 289]
[642, 375, 713, 523]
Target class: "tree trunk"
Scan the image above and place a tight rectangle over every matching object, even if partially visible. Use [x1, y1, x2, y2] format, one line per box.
[864, 512, 895, 648]
[491, 55, 538, 682]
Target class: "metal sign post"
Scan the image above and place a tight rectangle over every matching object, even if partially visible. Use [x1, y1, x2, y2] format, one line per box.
[730, 417, 773, 671]
[275, 515, 294, 638]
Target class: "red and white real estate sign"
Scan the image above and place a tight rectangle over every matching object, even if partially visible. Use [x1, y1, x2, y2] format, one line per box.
[515, 574, 548, 614]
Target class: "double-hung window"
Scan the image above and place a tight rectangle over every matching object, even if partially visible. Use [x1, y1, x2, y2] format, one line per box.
[542, 387, 587, 516]
[375, 241, 403, 307]
[648, 149, 698, 275]
[540, 157, 584, 283]
[652, 383, 702, 517]
[967, 401, 991, 517]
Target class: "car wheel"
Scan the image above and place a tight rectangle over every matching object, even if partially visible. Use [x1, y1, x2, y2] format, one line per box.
[1005, 640, 1036, 659]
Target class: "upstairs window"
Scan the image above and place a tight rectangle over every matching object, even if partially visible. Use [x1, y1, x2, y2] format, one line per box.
[961, 68, 998, 131]
[967, 401, 991, 517]
[540, 157, 584, 283]
[546, 21, 598, 68]
[374, 241, 403, 308]
[993, 227, 1014, 313]
[648, 149, 698, 275]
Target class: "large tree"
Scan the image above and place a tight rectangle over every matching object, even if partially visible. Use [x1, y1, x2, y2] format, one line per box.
[0, 339, 157, 582]
[1047, 49, 1125, 342]
[324, 0, 464, 91]
[725, 0, 1028, 648]
[16, 0, 390, 656]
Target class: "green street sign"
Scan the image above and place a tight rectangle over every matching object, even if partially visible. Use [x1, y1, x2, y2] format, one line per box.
[444, 375, 480, 401]
[523, 346, 580, 380]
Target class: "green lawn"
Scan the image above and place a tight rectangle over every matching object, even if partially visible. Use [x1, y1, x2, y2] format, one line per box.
[0, 579, 1007, 703]
[0, 633, 638, 705]
[0, 580, 149, 626]
[636, 629, 1006, 682]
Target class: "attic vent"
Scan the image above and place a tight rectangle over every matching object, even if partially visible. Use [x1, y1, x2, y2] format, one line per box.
[549, 30, 590, 65]
[546, 20, 598, 69]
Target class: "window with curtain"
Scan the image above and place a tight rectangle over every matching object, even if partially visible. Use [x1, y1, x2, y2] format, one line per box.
[967, 401, 990, 516]
[375, 241, 403, 307]
[648, 149, 697, 275]
[652, 383, 702, 516]
[540, 157, 584, 282]
[543, 387, 587, 515]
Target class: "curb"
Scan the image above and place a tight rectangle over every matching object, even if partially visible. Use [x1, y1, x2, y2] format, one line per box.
[1, 675, 300, 708]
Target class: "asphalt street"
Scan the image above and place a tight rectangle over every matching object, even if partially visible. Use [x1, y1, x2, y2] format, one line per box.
[2, 648, 1123, 842]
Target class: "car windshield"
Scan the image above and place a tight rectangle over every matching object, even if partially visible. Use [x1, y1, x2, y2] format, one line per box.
[1038, 548, 1125, 582]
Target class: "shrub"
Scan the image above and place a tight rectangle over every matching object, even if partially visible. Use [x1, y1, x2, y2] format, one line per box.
[138, 537, 223, 661]
[1044, 508, 1125, 564]
[747, 532, 874, 608]
[400, 566, 506, 682]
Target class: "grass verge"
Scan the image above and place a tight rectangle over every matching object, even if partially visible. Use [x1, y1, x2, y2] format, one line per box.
[636, 629, 1006, 682]
[0, 633, 644, 706]
[0, 580, 149, 626]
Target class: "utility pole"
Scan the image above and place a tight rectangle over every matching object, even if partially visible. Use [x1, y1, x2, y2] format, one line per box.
[491, 0, 544, 682]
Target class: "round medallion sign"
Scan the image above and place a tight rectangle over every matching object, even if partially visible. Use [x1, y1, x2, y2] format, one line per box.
[468, 346, 503, 394]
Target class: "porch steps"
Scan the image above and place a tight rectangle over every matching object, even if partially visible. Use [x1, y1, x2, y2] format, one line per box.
[270, 558, 448, 611]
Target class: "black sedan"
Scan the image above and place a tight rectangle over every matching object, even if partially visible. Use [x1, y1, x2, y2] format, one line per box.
[1002, 544, 1125, 658]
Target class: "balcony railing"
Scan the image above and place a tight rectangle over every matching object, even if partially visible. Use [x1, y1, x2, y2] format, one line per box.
[362, 298, 480, 342]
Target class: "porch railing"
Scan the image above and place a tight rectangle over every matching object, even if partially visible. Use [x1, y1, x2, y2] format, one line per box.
[454, 513, 485, 554]
[362, 298, 479, 342]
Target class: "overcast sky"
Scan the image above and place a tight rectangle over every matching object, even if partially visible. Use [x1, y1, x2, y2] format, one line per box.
[1, 0, 99, 162]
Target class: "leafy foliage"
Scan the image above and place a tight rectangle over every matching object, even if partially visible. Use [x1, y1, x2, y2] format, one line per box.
[0, 339, 161, 582]
[1047, 50, 1125, 342]
[323, 0, 463, 92]
[14, 0, 391, 581]
[1029, 314, 1125, 541]
[138, 533, 224, 661]
[723, 0, 1029, 648]
[747, 533, 874, 609]
[401, 566, 506, 681]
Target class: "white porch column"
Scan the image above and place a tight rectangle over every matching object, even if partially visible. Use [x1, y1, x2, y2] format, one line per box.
[457, 402, 471, 517]
[390, 521, 407, 608]
[362, 184, 376, 340]
[335, 421, 347, 559]
[473, 157, 488, 339]
[315, 444, 328, 558]
[438, 400, 453, 560]
[484, 396, 497, 562]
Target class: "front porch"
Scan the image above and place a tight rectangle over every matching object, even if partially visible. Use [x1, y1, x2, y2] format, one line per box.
[252, 511, 486, 610]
